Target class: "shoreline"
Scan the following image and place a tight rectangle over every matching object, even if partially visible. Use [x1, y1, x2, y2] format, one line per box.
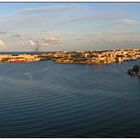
[0, 48, 140, 64]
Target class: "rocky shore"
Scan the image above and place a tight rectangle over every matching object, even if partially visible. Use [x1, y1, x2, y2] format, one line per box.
[0, 54, 41, 63]
[0, 48, 140, 64]
[46, 48, 140, 64]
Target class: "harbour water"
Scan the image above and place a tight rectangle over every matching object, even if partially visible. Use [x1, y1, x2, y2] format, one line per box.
[0, 59, 140, 137]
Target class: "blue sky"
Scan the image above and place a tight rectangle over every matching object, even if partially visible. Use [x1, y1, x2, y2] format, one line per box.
[0, 3, 140, 51]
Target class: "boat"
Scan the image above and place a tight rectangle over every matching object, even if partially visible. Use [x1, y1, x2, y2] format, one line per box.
[10, 60, 26, 63]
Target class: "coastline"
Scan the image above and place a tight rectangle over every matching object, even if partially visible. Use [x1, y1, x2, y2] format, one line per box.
[0, 48, 140, 64]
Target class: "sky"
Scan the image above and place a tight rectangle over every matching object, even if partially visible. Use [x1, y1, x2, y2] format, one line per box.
[0, 3, 140, 52]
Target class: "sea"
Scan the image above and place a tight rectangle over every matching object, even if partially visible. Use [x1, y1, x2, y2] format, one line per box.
[0, 52, 140, 138]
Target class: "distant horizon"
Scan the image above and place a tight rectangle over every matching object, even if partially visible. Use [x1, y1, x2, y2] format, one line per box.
[0, 47, 139, 53]
[0, 2, 140, 51]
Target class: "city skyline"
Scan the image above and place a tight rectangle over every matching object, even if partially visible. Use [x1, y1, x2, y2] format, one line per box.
[0, 3, 140, 51]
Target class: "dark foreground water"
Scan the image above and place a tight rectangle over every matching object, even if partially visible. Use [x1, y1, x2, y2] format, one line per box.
[0, 60, 140, 138]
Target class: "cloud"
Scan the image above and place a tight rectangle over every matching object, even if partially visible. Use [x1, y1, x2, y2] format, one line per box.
[41, 37, 63, 47]
[11, 33, 25, 39]
[0, 4, 139, 51]
[112, 39, 140, 45]
[0, 40, 5, 47]
[22, 42, 25, 46]
[18, 5, 80, 14]
[28, 40, 36, 46]
[0, 30, 25, 40]
[58, 14, 122, 24]
[0, 5, 82, 29]
[117, 18, 137, 25]
[0, 31, 7, 34]
[41, 42, 49, 46]
[91, 38, 140, 46]
[111, 31, 140, 36]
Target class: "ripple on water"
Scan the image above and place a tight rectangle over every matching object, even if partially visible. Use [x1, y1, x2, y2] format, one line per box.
[0, 60, 139, 137]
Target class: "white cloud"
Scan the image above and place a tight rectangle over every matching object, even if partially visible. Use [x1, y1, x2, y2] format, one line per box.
[22, 42, 25, 46]
[18, 5, 80, 14]
[0, 30, 25, 41]
[0, 31, 7, 34]
[12, 33, 24, 39]
[41, 42, 49, 47]
[117, 18, 137, 25]
[0, 40, 5, 47]
[42, 37, 63, 47]
[28, 40, 36, 46]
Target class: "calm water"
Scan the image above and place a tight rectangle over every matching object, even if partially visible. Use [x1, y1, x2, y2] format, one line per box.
[0, 60, 140, 138]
